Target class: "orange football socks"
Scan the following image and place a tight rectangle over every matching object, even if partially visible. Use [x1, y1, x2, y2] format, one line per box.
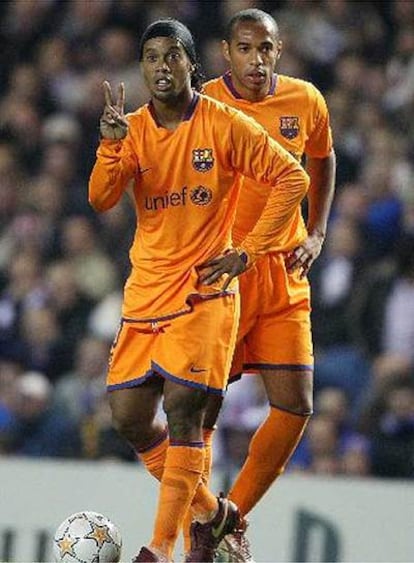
[228, 405, 310, 517]
[136, 428, 169, 481]
[150, 444, 204, 558]
[182, 428, 216, 552]
[138, 430, 219, 557]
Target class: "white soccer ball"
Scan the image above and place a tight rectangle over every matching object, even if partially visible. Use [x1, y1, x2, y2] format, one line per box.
[53, 511, 122, 562]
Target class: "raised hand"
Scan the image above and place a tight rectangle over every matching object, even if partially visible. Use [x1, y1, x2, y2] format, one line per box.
[99, 81, 129, 140]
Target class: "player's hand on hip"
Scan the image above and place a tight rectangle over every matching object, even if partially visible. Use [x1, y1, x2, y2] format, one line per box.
[285, 230, 325, 278]
[198, 250, 247, 291]
[99, 81, 129, 140]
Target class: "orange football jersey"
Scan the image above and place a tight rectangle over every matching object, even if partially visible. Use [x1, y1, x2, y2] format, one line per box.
[203, 72, 333, 249]
[89, 93, 309, 321]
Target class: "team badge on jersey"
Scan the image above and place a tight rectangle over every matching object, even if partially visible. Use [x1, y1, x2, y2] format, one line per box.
[280, 116, 300, 139]
[192, 148, 214, 172]
[190, 185, 212, 206]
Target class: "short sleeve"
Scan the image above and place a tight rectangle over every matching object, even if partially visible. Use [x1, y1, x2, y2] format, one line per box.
[304, 86, 333, 159]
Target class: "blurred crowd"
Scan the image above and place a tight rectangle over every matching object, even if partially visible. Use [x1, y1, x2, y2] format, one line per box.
[0, 0, 413, 479]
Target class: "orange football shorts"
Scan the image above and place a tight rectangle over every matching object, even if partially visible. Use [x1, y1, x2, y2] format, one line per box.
[107, 294, 239, 396]
[230, 252, 313, 378]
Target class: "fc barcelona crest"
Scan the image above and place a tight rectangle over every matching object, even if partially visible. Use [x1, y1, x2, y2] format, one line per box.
[279, 116, 300, 140]
[192, 148, 214, 172]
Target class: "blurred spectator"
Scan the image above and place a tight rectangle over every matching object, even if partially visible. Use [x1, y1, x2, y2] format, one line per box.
[96, 199, 135, 279]
[0, 357, 21, 453]
[341, 435, 371, 476]
[360, 377, 414, 478]
[217, 375, 268, 485]
[8, 371, 81, 457]
[54, 336, 134, 461]
[45, 259, 95, 357]
[311, 217, 364, 348]
[81, 391, 135, 462]
[98, 27, 148, 110]
[0, 249, 47, 356]
[54, 335, 110, 424]
[290, 413, 340, 474]
[310, 218, 371, 405]
[88, 291, 123, 342]
[19, 305, 70, 380]
[60, 215, 119, 301]
[290, 404, 371, 477]
[351, 234, 414, 383]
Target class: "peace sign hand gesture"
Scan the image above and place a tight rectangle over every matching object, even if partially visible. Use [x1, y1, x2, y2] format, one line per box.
[99, 81, 129, 140]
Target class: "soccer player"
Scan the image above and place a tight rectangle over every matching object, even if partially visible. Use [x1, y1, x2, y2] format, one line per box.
[89, 18, 309, 563]
[201, 8, 336, 560]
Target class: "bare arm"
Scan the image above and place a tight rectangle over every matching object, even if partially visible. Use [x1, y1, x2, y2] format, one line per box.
[285, 149, 336, 277]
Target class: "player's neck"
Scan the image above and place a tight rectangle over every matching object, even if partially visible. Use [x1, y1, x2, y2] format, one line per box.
[150, 89, 196, 130]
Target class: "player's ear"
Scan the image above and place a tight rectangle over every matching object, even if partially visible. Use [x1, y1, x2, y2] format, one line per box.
[222, 40, 231, 62]
[276, 40, 283, 60]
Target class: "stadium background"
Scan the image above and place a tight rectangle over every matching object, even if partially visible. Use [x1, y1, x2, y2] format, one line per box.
[0, 0, 413, 560]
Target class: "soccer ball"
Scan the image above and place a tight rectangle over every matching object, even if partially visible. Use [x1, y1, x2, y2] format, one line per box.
[53, 511, 122, 562]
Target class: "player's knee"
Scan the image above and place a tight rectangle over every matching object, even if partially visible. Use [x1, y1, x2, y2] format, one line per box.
[163, 386, 207, 439]
[269, 387, 313, 416]
[111, 412, 139, 444]
[296, 382, 314, 414]
[275, 396, 313, 416]
[293, 391, 313, 416]
[266, 370, 313, 415]
[110, 403, 155, 447]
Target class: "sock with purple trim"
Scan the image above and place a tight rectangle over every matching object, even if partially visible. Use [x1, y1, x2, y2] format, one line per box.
[228, 405, 310, 516]
[136, 428, 169, 481]
[150, 442, 205, 559]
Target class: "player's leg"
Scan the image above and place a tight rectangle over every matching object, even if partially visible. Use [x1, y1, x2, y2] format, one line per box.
[227, 368, 313, 517]
[182, 312, 250, 554]
[139, 382, 238, 562]
[145, 380, 213, 560]
[227, 258, 314, 517]
[182, 395, 222, 553]
[136, 296, 241, 562]
[109, 380, 168, 479]
[217, 255, 313, 561]
[107, 322, 169, 478]
[109, 379, 164, 449]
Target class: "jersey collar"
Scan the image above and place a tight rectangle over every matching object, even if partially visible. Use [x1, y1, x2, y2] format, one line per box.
[148, 92, 200, 127]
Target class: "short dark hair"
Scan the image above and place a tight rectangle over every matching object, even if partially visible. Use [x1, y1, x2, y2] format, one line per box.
[225, 8, 279, 42]
[139, 18, 204, 92]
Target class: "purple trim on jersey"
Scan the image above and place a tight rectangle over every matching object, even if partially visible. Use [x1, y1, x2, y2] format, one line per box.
[148, 92, 199, 127]
[223, 71, 243, 99]
[152, 361, 224, 396]
[183, 92, 200, 120]
[170, 440, 204, 448]
[222, 71, 277, 98]
[244, 363, 314, 372]
[269, 73, 277, 95]
[136, 428, 169, 454]
[121, 290, 234, 325]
